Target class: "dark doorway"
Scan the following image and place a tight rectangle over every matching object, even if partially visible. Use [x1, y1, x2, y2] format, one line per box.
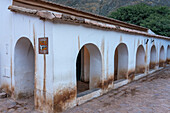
[76, 44, 102, 95]
[76, 47, 89, 94]
[114, 48, 118, 81]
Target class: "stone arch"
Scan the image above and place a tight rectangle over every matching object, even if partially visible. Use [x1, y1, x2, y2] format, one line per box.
[76, 43, 102, 94]
[159, 46, 165, 67]
[167, 45, 170, 64]
[114, 43, 128, 81]
[150, 45, 157, 69]
[14, 37, 35, 98]
[135, 45, 146, 74]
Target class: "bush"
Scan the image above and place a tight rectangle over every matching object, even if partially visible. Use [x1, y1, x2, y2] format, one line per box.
[108, 3, 170, 37]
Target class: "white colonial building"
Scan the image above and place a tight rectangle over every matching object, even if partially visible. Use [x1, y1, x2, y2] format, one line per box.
[0, 0, 170, 112]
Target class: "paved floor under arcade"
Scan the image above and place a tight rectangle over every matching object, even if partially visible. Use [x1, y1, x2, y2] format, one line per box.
[0, 67, 170, 113]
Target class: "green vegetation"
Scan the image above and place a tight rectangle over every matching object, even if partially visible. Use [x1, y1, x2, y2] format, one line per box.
[108, 4, 170, 37]
[47, 0, 170, 16]
[47, 0, 170, 37]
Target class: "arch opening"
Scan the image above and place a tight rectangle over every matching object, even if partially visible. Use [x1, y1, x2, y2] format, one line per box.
[14, 37, 35, 98]
[76, 44, 102, 95]
[114, 43, 128, 81]
[159, 46, 165, 67]
[150, 45, 157, 70]
[167, 45, 170, 64]
[135, 45, 145, 74]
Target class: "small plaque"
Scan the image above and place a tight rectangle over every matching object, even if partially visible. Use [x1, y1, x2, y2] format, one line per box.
[39, 37, 48, 54]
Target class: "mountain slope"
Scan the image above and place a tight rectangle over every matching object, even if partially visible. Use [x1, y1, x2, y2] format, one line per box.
[46, 0, 170, 16]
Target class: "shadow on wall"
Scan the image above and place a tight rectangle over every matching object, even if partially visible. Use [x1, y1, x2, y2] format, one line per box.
[167, 45, 170, 64]
[114, 43, 128, 81]
[14, 37, 35, 99]
[159, 46, 165, 67]
[150, 45, 157, 70]
[135, 45, 145, 74]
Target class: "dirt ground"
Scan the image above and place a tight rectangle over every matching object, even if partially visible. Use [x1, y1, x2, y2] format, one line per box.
[0, 67, 170, 113]
[65, 67, 170, 113]
[0, 97, 36, 113]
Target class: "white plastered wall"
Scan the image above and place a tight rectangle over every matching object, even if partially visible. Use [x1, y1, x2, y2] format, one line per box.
[12, 14, 54, 112]
[0, 1, 54, 111]
[85, 44, 102, 89]
[51, 22, 170, 111]
[159, 46, 165, 67]
[0, 0, 13, 92]
[150, 45, 156, 69]
[0, 0, 170, 112]
[167, 45, 170, 63]
[136, 45, 145, 73]
[14, 37, 35, 97]
[160, 46, 165, 59]
[150, 45, 156, 63]
[115, 43, 128, 79]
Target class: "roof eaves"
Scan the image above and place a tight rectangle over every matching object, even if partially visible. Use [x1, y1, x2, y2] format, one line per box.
[8, 5, 170, 40]
[13, 0, 148, 32]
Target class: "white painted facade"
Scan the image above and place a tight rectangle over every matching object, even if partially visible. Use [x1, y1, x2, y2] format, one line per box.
[0, 0, 170, 112]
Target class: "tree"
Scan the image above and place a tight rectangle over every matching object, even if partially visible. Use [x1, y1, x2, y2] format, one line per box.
[108, 3, 170, 37]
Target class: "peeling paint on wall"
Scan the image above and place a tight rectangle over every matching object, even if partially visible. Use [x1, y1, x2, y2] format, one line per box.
[102, 76, 114, 89]
[54, 87, 76, 112]
[78, 36, 80, 51]
[120, 35, 122, 42]
[128, 69, 135, 81]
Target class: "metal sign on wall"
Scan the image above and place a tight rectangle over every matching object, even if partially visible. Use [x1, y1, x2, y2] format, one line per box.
[39, 37, 48, 54]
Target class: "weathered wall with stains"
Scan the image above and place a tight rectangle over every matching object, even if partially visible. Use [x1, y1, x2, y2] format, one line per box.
[6, 13, 54, 112]
[0, 0, 170, 112]
[14, 38, 35, 98]
[52, 22, 170, 112]
[0, 0, 13, 94]
[136, 45, 145, 73]
[150, 45, 157, 69]
[117, 43, 128, 79]
[0, 0, 54, 112]
[167, 46, 170, 63]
